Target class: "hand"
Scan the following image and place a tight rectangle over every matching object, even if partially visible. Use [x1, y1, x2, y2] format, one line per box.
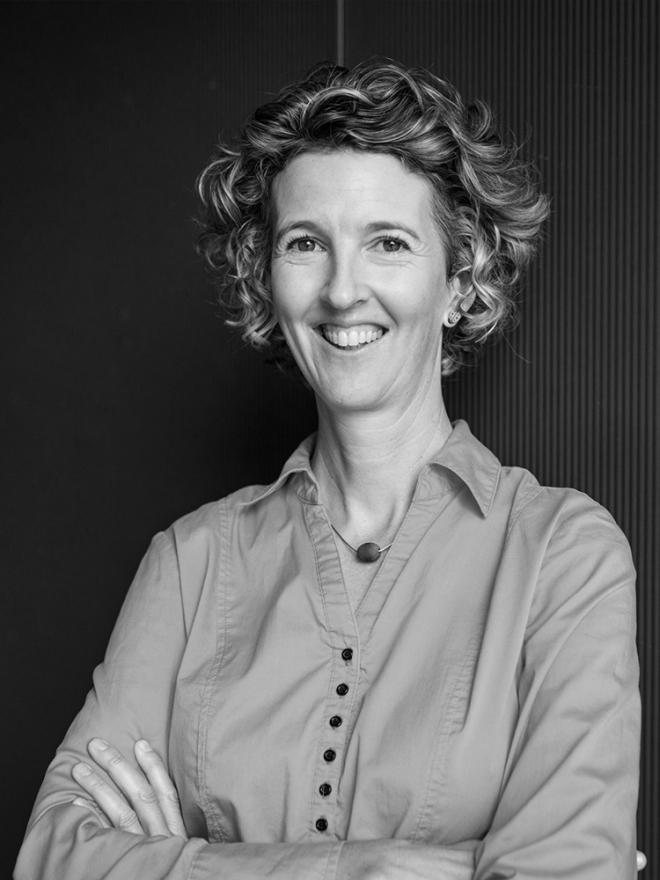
[71, 738, 187, 838]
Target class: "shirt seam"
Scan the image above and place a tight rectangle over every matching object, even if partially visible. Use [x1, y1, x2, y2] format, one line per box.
[324, 840, 345, 879]
[413, 632, 482, 840]
[165, 526, 190, 640]
[195, 496, 231, 842]
[505, 483, 545, 539]
[186, 845, 201, 880]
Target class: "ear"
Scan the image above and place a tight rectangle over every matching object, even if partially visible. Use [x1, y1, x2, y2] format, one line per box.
[442, 271, 476, 328]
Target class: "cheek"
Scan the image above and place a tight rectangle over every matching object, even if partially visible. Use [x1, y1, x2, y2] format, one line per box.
[270, 270, 295, 324]
[389, 282, 446, 330]
[270, 266, 314, 324]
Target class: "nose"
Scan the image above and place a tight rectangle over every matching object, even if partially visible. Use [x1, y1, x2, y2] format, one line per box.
[321, 248, 367, 311]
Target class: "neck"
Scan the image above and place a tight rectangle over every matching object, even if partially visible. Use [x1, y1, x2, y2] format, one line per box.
[311, 393, 453, 543]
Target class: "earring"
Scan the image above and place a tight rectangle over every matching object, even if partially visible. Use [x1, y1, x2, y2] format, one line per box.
[446, 310, 461, 327]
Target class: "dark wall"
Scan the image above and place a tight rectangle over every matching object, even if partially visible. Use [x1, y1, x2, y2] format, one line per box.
[4, 0, 657, 875]
[3, 2, 331, 871]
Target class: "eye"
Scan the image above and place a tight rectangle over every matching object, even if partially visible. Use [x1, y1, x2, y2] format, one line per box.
[377, 236, 410, 253]
[285, 236, 320, 253]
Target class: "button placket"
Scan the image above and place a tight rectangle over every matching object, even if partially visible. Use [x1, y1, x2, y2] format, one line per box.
[313, 644, 358, 834]
[303, 505, 363, 836]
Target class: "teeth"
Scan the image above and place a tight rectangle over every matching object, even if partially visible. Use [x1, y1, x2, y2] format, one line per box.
[321, 325, 385, 349]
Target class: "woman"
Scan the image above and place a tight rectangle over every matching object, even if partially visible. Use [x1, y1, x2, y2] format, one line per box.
[15, 58, 640, 879]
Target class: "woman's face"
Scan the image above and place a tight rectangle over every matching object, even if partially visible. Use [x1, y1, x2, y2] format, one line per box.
[270, 149, 462, 414]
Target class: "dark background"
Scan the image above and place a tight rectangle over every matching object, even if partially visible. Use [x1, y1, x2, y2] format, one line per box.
[3, 0, 658, 875]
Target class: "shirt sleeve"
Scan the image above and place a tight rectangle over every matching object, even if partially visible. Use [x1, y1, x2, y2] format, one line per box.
[474, 497, 641, 880]
[14, 530, 344, 880]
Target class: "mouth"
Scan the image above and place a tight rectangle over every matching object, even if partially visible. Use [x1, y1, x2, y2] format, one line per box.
[317, 323, 387, 351]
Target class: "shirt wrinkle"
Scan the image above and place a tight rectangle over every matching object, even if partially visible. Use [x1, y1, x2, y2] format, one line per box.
[14, 421, 640, 880]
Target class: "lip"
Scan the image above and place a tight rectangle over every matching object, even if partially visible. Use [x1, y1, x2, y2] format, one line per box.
[318, 322, 387, 332]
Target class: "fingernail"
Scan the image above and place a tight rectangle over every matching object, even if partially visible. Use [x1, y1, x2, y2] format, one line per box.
[91, 738, 109, 750]
[136, 739, 151, 751]
[74, 762, 92, 776]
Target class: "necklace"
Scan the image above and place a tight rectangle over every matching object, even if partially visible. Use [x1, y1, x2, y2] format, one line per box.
[331, 524, 393, 563]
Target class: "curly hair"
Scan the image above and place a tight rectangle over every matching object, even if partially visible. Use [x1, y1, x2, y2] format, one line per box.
[196, 57, 549, 375]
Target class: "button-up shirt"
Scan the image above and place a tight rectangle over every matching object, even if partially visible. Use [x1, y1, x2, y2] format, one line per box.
[15, 421, 640, 880]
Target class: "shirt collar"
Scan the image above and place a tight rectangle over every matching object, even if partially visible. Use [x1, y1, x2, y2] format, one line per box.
[237, 434, 319, 508]
[424, 420, 501, 516]
[241, 419, 501, 517]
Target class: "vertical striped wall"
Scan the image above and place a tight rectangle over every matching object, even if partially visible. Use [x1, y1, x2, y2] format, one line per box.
[345, 0, 658, 870]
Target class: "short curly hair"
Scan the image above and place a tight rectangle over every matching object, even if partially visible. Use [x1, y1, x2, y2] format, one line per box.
[196, 57, 549, 375]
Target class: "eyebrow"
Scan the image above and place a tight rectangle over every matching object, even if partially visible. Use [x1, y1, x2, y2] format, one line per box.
[365, 221, 422, 241]
[274, 220, 423, 246]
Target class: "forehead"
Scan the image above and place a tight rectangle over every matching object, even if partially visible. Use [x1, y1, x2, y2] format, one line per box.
[271, 149, 438, 226]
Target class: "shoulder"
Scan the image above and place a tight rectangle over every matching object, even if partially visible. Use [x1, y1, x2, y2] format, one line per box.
[444, 423, 627, 552]
[160, 482, 275, 553]
[135, 484, 278, 625]
[499, 465, 630, 548]
[503, 466, 632, 564]
[153, 477, 295, 574]
[496, 467, 635, 629]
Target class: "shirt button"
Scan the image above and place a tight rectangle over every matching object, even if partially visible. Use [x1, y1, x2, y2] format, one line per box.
[341, 648, 353, 661]
[329, 715, 343, 728]
[323, 748, 336, 762]
[319, 782, 332, 797]
[336, 683, 349, 696]
[315, 817, 328, 832]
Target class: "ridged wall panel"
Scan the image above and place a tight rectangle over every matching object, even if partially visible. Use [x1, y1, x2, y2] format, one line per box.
[345, 0, 659, 870]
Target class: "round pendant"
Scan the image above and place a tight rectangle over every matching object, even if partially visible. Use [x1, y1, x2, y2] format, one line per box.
[356, 542, 381, 563]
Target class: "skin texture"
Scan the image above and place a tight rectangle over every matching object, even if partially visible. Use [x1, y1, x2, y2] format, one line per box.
[72, 738, 187, 838]
[270, 149, 462, 417]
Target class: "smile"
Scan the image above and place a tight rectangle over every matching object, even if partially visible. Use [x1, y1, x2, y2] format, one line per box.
[319, 324, 387, 350]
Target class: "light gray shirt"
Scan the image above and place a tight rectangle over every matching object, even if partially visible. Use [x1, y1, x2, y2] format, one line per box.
[15, 421, 640, 879]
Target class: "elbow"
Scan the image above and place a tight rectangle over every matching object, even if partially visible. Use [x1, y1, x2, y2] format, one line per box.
[14, 802, 104, 880]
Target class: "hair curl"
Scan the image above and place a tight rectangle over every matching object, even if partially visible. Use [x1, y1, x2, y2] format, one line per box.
[196, 57, 549, 375]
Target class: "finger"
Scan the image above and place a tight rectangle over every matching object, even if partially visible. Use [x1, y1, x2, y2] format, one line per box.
[72, 761, 143, 835]
[134, 740, 187, 837]
[87, 738, 170, 837]
[71, 795, 112, 827]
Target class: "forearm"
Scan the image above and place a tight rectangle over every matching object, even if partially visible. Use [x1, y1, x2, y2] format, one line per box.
[14, 804, 201, 880]
[15, 803, 344, 880]
[16, 803, 478, 880]
[335, 837, 477, 880]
